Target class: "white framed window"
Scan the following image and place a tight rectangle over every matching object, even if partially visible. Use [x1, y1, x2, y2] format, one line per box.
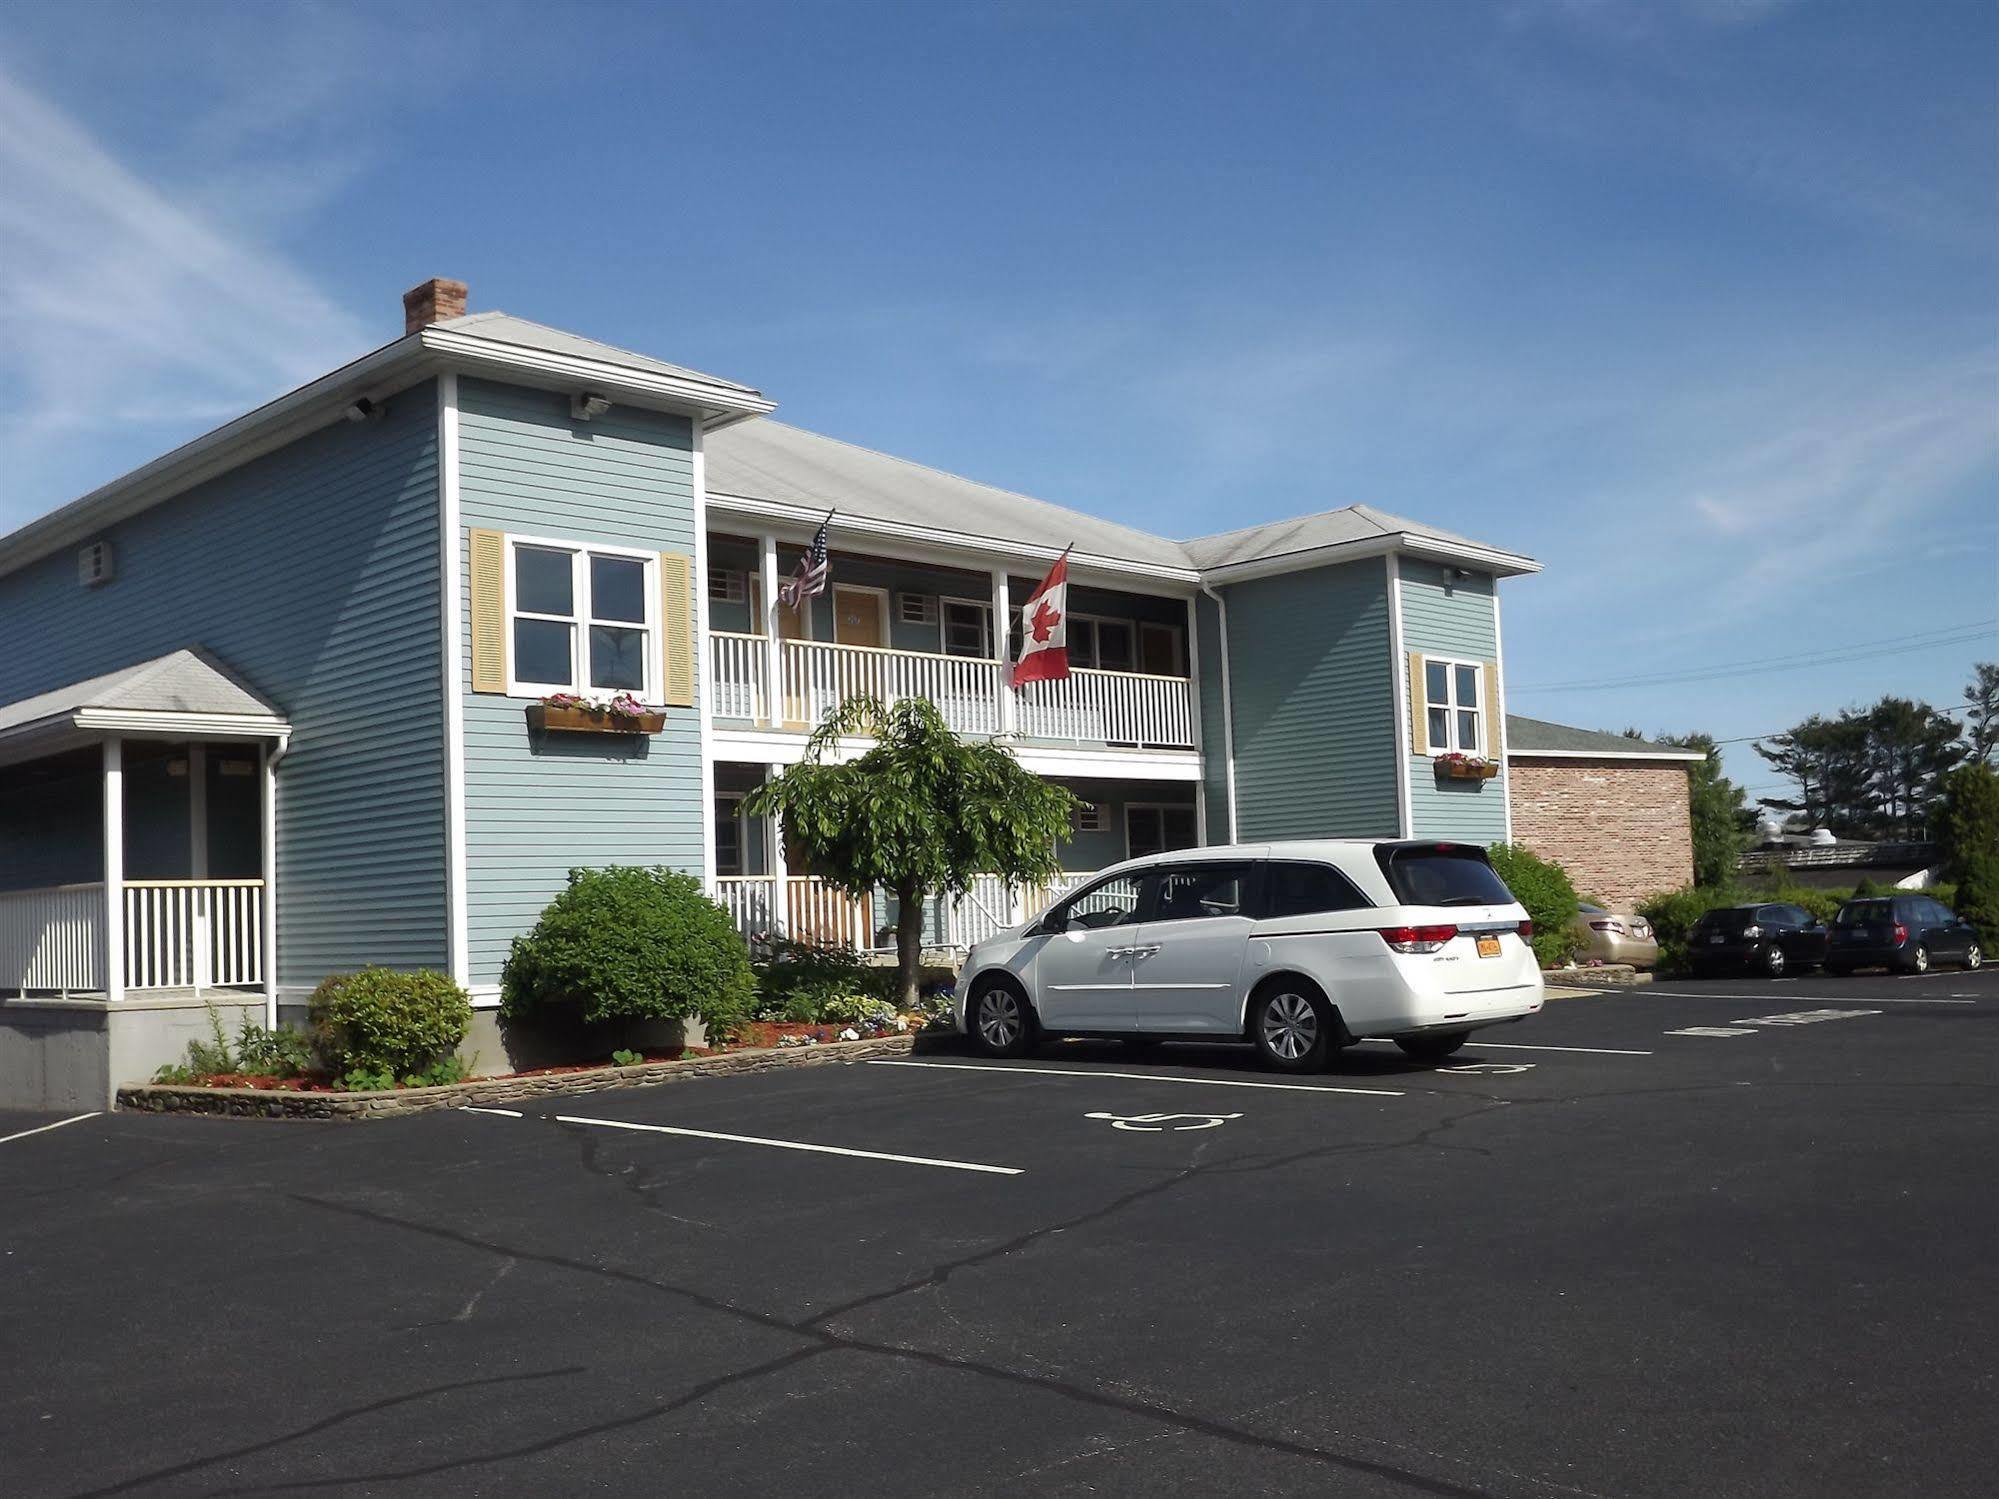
[707, 567, 746, 603]
[898, 591, 939, 626]
[507, 536, 659, 698]
[942, 598, 993, 659]
[1423, 657, 1485, 755]
[1071, 802, 1105, 835]
[1069, 615, 1135, 672]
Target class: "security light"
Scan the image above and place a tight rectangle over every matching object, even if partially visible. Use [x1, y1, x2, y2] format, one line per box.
[571, 392, 613, 421]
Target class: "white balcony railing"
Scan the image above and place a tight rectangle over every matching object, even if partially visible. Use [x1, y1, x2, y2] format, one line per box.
[708, 634, 1194, 750]
[1, 883, 104, 994]
[1, 880, 265, 996]
[713, 871, 1092, 955]
[124, 880, 265, 991]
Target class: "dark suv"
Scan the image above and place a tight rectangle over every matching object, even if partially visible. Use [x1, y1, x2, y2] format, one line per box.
[1827, 895, 1984, 975]
[1688, 903, 1828, 977]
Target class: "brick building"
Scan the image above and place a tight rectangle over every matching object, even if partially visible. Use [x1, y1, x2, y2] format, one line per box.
[1505, 717, 1705, 909]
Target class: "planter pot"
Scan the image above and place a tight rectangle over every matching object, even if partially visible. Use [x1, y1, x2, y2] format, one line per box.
[528, 703, 666, 735]
[1436, 759, 1499, 782]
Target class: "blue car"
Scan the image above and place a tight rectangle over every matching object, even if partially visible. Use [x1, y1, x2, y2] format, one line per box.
[1825, 895, 1984, 975]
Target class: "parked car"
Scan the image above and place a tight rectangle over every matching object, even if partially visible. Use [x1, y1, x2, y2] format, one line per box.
[956, 840, 1545, 1073]
[1826, 895, 1984, 975]
[1687, 903, 1828, 978]
[1571, 903, 1659, 968]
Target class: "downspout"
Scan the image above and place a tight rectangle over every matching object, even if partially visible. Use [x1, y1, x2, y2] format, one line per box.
[1198, 579, 1239, 844]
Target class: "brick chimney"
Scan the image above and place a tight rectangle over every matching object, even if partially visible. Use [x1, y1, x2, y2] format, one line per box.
[402, 277, 468, 334]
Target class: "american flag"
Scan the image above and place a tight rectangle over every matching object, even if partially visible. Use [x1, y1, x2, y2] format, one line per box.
[779, 511, 833, 608]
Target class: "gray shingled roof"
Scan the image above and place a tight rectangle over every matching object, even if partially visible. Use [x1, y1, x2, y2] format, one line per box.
[1182, 503, 1518, 570]
[1505, 715, 1704, 759]
[705, 420, 1194, 568]
[0, 649, 285, 738]
[434, 311, 764, 396]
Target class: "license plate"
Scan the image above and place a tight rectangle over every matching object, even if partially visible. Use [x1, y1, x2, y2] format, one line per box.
[1709, 934, 1725, 944]
[1476, 934, 1501, 958]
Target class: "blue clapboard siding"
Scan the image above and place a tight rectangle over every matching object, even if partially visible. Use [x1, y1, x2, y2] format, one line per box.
[1221, 559, 1400, 841]
[0, 388, 448, 977]
[457, 378, 705, 990]
[1400, 560, 1509, 844]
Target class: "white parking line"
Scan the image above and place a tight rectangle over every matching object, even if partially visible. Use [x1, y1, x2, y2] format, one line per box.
[870, 1059, 1403, 1097]
[553, 1113, 1024, 1175]
[1359, 1040, 1653, 1057]
[462, 1106, 524, 1118]
[0, 1112, 99, 1146]
[1641, 991, 1974, 1005]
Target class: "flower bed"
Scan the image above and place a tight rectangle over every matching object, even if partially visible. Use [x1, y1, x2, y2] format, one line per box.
[118, 1032, 927, 1120]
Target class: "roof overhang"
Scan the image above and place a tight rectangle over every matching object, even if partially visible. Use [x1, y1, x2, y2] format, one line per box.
[1197, 532, 1541, 586]
[0, 707, 292, 771]
[0, 330, 776, 586]
[1506, 746, 1707, 763]
[705, 490, 1204, 591]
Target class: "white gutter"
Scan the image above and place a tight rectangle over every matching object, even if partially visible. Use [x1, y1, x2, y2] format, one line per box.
[1198, 579, 1239, 843]
[1197, 532, 1542, 585]
[1506, 747, 1709, 763]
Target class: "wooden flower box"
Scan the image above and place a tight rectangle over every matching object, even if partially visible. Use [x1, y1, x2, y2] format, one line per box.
[528, 703, 666, 735]
[1436, 757, 1499, 782]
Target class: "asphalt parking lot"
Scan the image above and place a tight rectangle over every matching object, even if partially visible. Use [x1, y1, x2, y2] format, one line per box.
[3, 967, 1995, 1498]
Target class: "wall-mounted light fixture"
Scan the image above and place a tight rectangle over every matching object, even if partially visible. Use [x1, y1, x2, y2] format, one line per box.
[571, 392, 613, 421]
[344, 397, 387, 423]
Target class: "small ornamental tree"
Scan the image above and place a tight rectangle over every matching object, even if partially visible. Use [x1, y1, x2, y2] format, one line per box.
[1936, 761, 1999, 946]
[1485, 843, 1582, 968]
[744, 696, 1080, 1008]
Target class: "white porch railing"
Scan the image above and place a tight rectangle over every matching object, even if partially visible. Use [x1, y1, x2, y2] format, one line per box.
[123, 881, 265, 991]
[709, 633, 1195, 749]
[1, 883, 104, 994]
[713, 871, 1092, 954]
[710, 632, 768, 722]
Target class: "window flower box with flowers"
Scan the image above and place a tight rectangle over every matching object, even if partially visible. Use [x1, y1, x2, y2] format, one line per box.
[527, 692, 666, 735]
[1435, 751, 1499, 782]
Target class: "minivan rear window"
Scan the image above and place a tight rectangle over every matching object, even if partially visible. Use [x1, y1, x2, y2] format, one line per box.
[1696, 908, 1757, 935]
[1375, 844, 1514, 908]
[1837, 900, 1891, 927]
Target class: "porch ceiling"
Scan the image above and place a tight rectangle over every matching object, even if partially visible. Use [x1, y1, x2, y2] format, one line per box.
[0, 648, 290, 768]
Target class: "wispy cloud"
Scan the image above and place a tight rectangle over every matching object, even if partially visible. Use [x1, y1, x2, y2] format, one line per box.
[0, 56, 369, 526]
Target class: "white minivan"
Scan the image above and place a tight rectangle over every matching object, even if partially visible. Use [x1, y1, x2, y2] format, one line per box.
[956, 840, 1544, 1072]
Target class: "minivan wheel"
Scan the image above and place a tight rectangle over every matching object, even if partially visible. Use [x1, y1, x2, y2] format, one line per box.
[969, 980, 1036, 1058]
[1761, 945, 1786, 977]
[1967, 943, 1983, 971]
[1251, 985, 1334, 1074]
[1906, 944, 1930, 975]
[1395, 1031, 1469, 1063]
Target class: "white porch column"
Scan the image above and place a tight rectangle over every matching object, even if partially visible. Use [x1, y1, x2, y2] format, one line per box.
[1186, 596, 1207, 846]
[758, 533, 783, 729]
[991, 566, 1015, 734]
[102, 738, 124, 1003]
[187, 743, 212, 994]
[764, 762, 789, 938]
[260, 742, 279, 1028]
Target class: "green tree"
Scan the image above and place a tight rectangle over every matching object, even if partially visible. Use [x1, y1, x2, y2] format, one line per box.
[1935, 761, 1999, 946]
[745, 696, 1079, 1007]
[1755, 713, 1872, 834]
[1662, 731, 1752, 888]
[1964, 662, 1999, 765]
[1864, 696, 1963, 840]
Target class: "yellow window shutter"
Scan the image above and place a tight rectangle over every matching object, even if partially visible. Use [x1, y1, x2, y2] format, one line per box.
[1408, 651, 1429, 757]
[468, 529, 507, 693]
[1482, 659, 1501, 758]
[660, 551, 695, 708]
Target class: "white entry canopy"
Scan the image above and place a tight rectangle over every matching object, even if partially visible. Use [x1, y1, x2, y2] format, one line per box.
[0, 647, 290, 765]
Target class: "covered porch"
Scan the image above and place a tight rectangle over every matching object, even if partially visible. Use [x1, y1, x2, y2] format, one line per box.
[0, 651, 288, 1009]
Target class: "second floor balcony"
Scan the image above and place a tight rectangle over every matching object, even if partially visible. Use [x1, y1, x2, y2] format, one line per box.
[709, 633, 1196, 750]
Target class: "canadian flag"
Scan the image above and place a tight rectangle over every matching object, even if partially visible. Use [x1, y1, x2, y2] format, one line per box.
[1012, 549, 1071, 686]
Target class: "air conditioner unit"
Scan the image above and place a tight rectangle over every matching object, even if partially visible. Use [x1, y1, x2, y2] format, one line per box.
[78, 541, 115, 587]
[1072, 802, 1105, 834]
[897, 592, 938, 626]
[708, 567, 746, 602]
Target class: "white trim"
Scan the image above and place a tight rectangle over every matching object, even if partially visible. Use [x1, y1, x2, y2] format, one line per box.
[187, 742, 208, 881]
[1197, 531, 1541, 585]
[417, 327, 774, 423]
[260, 741, 279, 1027]
[758, 533, 783, 727]
[65, 709, 290, 740]
[439, 373, 470, 986]
[1197, 583, 1239, 841]
[1386, 555, 1412, 839]
[1493, 587, 1512, 843]
[693, 420, 717, 889]
[1185, 596, 1207, 845]
[102, 738, 124, 1005]
[830, 582, 891, 648]
[709, 726, 1201, 782]
[991, 569, 1015, 734]
[502, 532, 661, 700]
[1505, 747, 1709, 763]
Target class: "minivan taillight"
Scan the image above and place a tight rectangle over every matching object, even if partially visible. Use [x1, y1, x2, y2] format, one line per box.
[1892, 922, 1908, 946]
[1519, 919, 1535, 938]
[1379, 924, 1459, 954]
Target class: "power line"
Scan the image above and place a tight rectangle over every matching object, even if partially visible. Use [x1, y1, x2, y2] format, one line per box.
[1708, 701, 1976, 747]
[1510, 620, 1997, 693]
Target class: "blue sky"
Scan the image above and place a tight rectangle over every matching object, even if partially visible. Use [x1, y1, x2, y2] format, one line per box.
[2, 0, 1993, 799]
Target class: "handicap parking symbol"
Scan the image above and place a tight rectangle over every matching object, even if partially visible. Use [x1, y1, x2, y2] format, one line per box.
[1085, 1110, 1243, 1132]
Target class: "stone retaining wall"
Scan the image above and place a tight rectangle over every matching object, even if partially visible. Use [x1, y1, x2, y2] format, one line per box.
[117, 1033, 921, 1120]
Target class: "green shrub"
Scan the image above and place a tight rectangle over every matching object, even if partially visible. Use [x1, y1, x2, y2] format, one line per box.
[310, 968, 471, 1080]
[611, 1048, 643, 1067]
[501, 866, 754, 1037]
[1937, 763, 1999, 947]
[751, 938, 895, 1023]
[1485, 843, 1582, 968]
[235, 1022, 314, 1077]
[820, 994, 899, 1029]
